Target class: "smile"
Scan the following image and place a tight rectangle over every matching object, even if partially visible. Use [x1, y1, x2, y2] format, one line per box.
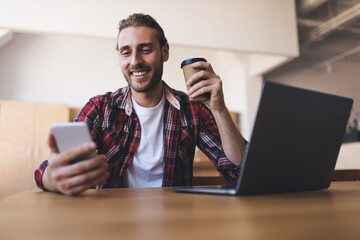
[132, 71, 148, 76]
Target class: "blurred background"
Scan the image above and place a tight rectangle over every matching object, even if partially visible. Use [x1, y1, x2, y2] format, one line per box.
[266, 0, 360, 133]
[0, 0, 359, 198]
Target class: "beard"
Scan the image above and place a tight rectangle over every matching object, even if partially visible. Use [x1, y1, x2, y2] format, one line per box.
[122, 64, 163, 93]
[122, 54, 164, 93]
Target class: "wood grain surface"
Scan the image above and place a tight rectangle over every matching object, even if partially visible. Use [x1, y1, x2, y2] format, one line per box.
[1, 182, 360, 240]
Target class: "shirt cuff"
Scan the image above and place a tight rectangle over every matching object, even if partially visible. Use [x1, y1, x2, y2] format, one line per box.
[218, 139, 249, 184]
[34, 160, 49, 191]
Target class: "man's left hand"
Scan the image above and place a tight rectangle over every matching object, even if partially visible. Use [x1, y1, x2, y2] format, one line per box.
[186, 61, 225, 111]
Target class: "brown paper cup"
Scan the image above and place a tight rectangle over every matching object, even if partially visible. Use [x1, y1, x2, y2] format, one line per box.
[181, 58, 210, 101]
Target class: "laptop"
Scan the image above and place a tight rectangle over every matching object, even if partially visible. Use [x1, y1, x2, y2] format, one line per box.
[172, 82, 353, 195]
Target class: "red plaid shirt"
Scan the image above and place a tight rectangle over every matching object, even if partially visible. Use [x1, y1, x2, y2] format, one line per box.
[34, 82, 240, 189]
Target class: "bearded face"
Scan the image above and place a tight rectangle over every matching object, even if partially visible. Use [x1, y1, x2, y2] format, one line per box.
[118, 26, 169, 93]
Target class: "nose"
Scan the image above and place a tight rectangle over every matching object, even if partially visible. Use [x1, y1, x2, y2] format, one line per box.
[130, 51, 143, 66]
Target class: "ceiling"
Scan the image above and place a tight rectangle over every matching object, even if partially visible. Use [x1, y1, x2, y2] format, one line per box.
[265, 0, 360, 77]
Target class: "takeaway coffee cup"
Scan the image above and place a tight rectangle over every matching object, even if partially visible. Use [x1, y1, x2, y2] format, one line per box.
[181, 57, 211, 101]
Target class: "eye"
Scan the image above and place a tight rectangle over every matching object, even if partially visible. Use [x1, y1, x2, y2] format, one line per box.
[141, 48, 152, 54]
[121, 50, 131, 56]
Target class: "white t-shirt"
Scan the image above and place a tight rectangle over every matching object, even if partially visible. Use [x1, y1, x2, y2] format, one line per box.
[122, 94, 165, 188]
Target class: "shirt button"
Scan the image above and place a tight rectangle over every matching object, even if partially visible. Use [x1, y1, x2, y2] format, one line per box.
[136, 126, 141, 131]
[129, 152, 134, 156]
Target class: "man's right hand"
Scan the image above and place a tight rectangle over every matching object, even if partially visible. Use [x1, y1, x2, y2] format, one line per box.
[42, 132, 109, 196]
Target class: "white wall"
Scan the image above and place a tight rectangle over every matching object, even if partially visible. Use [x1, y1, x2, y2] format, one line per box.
[0, 29, 13, 48]
[0, 33, 123, 107]
[0, 0, 298, 56]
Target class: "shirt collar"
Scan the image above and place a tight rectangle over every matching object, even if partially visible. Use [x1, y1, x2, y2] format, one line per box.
[117, 81, 181, 116]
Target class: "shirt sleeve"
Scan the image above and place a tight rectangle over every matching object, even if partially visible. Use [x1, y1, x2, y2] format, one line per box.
[196, 103, 245, 185]
[34, 160, 49, 191]
[75, 96, 103, 144]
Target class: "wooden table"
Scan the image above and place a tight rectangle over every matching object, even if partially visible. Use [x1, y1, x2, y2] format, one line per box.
[1, 182, 360, 240]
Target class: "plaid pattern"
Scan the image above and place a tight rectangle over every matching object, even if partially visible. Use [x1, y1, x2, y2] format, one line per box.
[34, 82, 240, 190]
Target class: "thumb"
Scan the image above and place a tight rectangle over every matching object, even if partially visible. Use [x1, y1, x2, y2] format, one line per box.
[48, 132, 60, 154]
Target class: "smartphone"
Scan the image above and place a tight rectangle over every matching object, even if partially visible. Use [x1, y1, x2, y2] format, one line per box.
[51, 122, 97, 163]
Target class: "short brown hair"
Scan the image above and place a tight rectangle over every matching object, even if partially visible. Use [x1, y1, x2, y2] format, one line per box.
[116, 13, 168, 50]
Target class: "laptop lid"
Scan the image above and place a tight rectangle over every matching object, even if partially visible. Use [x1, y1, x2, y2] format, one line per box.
[235, 82, 353, 195]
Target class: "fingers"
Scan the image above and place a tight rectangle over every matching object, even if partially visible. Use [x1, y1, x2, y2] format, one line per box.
[187, 71, 222, 98]
[48, 132, 60, 154]
[51, 142, 97, 167]
[189, 85, 213, 100]
[185, 61, 226, 107]
[53, 154, 107, 180]
[50, 155, 109, 196]
[186, 70, 220, 89]
[59, 170, 109, 196]
[186, 62, 218, 89]
[190, 61, 214, 73]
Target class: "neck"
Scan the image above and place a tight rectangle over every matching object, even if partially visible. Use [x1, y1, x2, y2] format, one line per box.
[130, 81, 164, 107]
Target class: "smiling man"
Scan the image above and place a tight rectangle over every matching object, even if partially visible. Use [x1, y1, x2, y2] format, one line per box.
[34, 13, 246, 196]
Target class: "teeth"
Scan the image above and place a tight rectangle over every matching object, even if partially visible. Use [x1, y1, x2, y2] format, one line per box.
[132, 71, 147, 76]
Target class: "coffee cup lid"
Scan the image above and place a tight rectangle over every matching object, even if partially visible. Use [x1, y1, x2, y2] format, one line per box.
[181, 58, 207, 68]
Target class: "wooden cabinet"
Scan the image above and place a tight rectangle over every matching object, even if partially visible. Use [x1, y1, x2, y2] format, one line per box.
[70, 107, 82, 122]
[0, 101, 69, 199]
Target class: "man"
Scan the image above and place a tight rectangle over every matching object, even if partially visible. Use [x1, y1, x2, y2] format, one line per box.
[34, 13, 246, 196]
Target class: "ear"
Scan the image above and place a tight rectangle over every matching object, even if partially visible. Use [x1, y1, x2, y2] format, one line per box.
[162, 43, 169, 62]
